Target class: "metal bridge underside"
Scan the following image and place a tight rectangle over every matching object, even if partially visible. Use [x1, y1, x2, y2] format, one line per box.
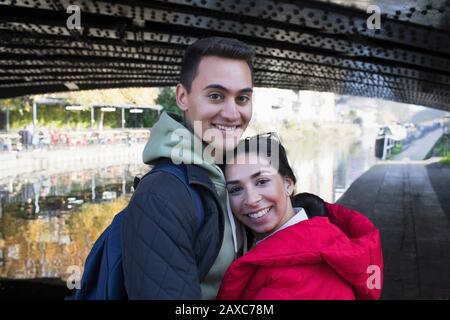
[1, 0, 450, 111]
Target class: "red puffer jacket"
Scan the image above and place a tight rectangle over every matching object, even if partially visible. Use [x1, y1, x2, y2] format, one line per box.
[217, 203, 383, 300]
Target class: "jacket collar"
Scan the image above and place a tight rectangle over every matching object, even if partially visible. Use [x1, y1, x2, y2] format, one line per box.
[255, 207, 308, 245]
[152, 157, 219, 195]
[186, 163, 216, 191]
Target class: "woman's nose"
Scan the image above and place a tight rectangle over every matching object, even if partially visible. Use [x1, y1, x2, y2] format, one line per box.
[244, 187, 262, 207]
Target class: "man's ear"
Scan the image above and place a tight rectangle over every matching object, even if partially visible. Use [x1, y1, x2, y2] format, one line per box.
[176, 83, 189, 112]
[284, 176, 295, 197]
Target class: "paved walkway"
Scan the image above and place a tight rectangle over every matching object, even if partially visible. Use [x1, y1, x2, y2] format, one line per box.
[426, 162, 450, 222]
[337, 159, 450, 299]
[394, 128, 442, 160]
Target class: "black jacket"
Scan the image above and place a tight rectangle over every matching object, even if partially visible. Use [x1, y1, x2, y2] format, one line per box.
[121, 161, 225, 299]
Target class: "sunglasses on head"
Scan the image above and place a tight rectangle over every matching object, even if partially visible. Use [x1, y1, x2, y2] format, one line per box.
[244, 132, 280, 143]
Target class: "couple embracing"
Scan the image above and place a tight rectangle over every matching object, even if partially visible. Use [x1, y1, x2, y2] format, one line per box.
[75, 37, 383, 300]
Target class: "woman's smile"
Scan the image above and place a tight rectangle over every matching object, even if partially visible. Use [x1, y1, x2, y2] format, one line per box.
[246, 206, 273, 220]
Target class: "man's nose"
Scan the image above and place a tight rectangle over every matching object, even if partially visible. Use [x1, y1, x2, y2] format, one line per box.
[221, 100, 240, 122]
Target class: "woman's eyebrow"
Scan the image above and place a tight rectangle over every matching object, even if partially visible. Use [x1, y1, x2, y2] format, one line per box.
[226, 171, 262, 185]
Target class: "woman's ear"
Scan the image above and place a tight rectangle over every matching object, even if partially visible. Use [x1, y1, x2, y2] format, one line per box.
[284, 176, 295, 197]
[176, 83, 189, 111]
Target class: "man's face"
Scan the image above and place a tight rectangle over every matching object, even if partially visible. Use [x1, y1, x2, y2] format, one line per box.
[176, 56, 253, 153]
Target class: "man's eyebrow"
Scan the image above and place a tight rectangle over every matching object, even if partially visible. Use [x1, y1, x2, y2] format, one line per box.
[239, 87, 253, 94]
[203, 84, 253, 94]
[226, 170, 269, 185]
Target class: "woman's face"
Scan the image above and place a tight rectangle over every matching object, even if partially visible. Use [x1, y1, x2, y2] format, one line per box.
[225, 152, 295, 239]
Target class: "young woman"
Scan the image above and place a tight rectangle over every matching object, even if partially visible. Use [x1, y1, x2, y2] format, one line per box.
[217, 133, 383, 300]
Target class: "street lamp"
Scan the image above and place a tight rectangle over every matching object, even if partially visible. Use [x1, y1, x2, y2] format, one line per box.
[65, 105, 84, 129]
[129, 108, 143, 128]
[65, 105, 83, 111]
[100, 107, 116, 112]
[32, 97, 65, 132]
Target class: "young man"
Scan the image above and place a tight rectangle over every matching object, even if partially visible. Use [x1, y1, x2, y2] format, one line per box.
[121, 37, 254, 299]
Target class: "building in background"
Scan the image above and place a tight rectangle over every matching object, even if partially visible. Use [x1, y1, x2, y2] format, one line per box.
[252, 88, 336, 129]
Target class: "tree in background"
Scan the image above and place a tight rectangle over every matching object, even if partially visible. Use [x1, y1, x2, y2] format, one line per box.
[0, 96, 33, 129]
[1, 88, 159, 130]
[1, 87, 185, 130]
[62, 87, 159, 129]
[155, 87, 181, 116]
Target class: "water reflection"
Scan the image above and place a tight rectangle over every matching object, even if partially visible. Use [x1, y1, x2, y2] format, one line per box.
[0, 128, 377, 281]
[0, 163, 149, 280]
[283, 127, 378, 202]
[0, 164, 149, 219]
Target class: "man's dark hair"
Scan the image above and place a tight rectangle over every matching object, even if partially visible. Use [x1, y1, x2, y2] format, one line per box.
[180, 37, 255, 92]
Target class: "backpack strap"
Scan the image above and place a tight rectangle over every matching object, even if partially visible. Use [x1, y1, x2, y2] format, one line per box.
[134, 162, 205, 232]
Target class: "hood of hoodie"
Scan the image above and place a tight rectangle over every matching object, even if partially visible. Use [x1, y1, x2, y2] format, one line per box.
[143, 111, 224, 183]
[217, 203, 383, 300]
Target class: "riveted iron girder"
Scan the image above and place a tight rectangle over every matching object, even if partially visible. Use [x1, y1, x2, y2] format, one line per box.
[0, 0, 449, 111]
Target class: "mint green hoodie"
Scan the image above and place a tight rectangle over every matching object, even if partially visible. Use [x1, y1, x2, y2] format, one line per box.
[142, 112, 245, 299]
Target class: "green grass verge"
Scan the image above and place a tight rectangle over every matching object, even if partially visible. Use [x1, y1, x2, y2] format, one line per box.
[426, 135, 450, 160]
[441, 156, 450, 167]
[387, 142, 403, 160]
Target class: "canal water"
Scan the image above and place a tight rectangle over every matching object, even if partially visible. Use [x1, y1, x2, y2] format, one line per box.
[0, 127, 378, 282]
